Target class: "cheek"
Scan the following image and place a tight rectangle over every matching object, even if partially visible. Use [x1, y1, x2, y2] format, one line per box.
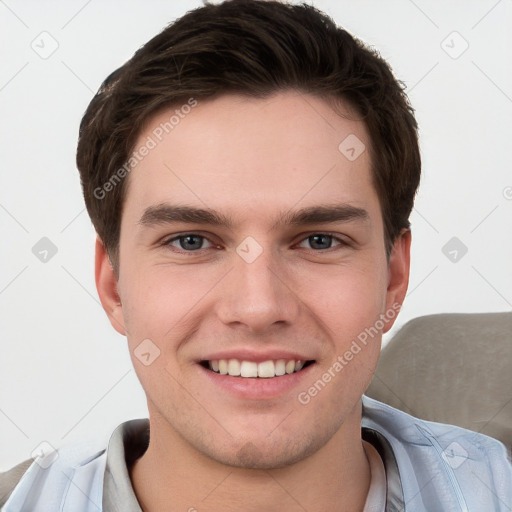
[301, 265, 387, 388]
[301, 261, 387, 324]
[120, 265, 201, 336]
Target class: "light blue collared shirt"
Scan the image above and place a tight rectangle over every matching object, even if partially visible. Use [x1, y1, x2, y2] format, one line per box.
[3, 396, 511, 511]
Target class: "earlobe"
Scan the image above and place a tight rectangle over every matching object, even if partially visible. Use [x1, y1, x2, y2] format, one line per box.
[95, 236, 127, 336]
[383, 229, 411, 333]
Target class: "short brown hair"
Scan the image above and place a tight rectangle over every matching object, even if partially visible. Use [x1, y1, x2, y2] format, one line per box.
[76, 0, 420, 275]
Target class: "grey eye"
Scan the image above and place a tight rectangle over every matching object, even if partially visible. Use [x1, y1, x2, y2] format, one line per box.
[179, 235, 204, 250]
[304, 234, 337, 250]
[166, 234, 213, 251]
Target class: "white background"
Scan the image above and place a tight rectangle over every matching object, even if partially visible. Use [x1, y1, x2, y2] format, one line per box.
[1, 0, 511, 470]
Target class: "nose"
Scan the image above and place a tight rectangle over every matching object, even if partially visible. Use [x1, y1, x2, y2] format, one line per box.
[215, 243, 301, 334]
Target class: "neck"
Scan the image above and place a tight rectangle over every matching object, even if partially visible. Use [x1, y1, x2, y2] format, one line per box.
[130, 400, 370, 512]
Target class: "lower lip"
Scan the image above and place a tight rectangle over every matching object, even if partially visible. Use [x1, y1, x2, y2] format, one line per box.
[198, 363, 316, 400]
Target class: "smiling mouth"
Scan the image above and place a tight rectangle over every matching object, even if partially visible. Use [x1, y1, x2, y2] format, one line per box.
[200, 359, 315, 378]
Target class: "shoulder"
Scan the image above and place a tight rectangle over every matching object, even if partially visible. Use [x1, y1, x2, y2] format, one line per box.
[0, 459, 33, 507]
[362, 394, 511, 458]
[1, 419, 147, 511]
[1, 438, 108, 511]
[362, 395, 512, 511]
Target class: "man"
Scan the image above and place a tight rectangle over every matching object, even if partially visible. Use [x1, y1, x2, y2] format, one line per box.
[1, 0, 511, 510]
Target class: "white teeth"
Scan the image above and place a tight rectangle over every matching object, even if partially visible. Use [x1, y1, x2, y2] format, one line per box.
[228, 359, 241, 376]
[275, 359, 286, 376]
[240, 361, 258, 377]
[218, 359, 228, 375]
[258, 360, 275, 378]
[207, 358, 310, 377]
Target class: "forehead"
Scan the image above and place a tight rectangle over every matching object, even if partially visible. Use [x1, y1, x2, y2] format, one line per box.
[123, 91, 377, 226]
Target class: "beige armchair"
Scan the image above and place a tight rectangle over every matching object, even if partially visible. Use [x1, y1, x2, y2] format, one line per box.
[366, 311, 512, 457]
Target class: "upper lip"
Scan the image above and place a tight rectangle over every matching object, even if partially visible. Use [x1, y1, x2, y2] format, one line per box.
[197, 349, 315, 364]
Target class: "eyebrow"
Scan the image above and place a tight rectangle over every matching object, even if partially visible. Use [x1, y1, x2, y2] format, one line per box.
[138, 203, 370, 231]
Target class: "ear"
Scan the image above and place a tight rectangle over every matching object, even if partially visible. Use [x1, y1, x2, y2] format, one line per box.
[383, 228, 411, 334]
[95, 236, 126, 336]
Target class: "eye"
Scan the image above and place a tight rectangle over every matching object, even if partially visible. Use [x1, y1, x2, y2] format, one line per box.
[164, 234, 214, 252]
[298, 233, 344, 250]
[161, 232, 348, 254]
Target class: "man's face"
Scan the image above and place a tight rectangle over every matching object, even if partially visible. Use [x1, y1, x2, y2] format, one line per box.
[98, 91, 409, 468]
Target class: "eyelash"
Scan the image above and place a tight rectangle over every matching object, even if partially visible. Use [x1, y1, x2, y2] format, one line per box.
[160, 232, 350, 254]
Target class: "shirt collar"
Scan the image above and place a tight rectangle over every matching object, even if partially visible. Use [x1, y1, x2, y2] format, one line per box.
[102, 418, 148, 512]
[102, 416, 405, 511]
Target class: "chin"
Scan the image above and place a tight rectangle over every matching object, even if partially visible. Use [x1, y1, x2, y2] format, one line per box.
[204, 431, 327, 470]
